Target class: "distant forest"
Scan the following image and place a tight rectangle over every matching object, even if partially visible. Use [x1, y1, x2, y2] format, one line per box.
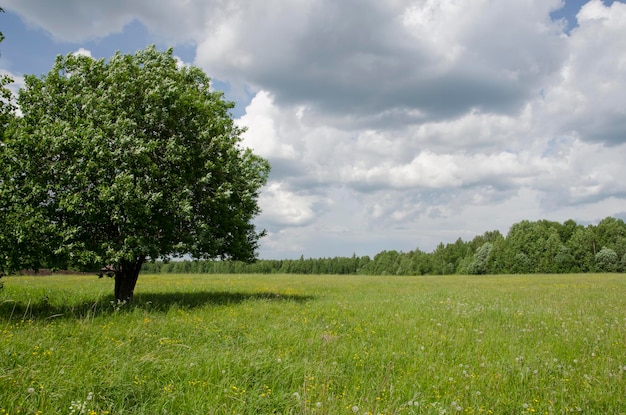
[141, 217, 626, 275]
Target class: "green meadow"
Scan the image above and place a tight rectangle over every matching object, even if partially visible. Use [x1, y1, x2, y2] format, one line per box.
[1, 273, 625, 414]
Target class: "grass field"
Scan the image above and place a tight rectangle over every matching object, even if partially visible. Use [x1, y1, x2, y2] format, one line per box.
[1, 273, 625, 414]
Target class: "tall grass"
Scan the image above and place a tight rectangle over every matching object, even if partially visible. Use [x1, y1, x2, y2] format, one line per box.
[1, 273, 625, 414]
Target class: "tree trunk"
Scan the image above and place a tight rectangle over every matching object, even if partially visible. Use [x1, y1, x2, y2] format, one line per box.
[113, 256, 145, 303]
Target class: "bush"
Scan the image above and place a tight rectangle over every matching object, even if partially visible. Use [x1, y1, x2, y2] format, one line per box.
[595, 247, 618, 272]
[468, 243, 493, 275]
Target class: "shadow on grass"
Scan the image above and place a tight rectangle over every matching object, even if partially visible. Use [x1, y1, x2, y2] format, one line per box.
[0, 290, 314, 322]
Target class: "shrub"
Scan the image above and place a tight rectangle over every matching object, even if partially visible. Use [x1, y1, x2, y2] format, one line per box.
[595, 247, 618, 272]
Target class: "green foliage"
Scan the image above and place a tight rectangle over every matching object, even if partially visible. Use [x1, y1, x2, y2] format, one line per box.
[595, 247, 618, 272]
[0, 72, 14, 136]
[143, 255, 373, 275]
[554, 245, 576, 273]
[361, 250, 402, 275]
[0, 11, 19, 277]
[467, 242, 492, 275]
[144, 217, 626, 276]
[0, 10, 16, 139]
[0, 5, 14, 138]
[510, 253, 531, 274]
[567, 226, 598, 272]
[0, 47, 269, 280]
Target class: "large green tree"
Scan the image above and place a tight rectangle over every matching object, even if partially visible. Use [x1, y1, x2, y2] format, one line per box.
[595, 247, 618, 273]
[0, 46, 270, 301]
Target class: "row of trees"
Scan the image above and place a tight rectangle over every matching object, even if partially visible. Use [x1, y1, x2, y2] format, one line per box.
[365, 218, 626, 275]
[142, 217, 626, 275]
[142, 255, 370, 275]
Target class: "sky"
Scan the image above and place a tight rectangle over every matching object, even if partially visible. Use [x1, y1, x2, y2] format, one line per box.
[1, 0, 626, 260]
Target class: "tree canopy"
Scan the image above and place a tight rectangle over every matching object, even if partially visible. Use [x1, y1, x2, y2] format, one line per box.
[0, 46, 270, 301]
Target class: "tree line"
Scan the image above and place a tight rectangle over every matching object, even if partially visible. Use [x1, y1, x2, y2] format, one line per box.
[142, 217, 626, 275]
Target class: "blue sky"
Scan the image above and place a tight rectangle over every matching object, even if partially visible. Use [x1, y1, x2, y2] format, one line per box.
[2, 1, 626, 259]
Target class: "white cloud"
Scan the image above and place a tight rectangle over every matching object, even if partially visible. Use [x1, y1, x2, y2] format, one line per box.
[4, 1, 134, 41]
[408, 106, 535, 152]
[577, 0, 613, 21]
[257, 182, 320, 228]
[5, 0, 626, 258]
[534, 138, 626, 206]
[3, 0, 213, 42]
[195, 0, 567, 126]
[237, 91, 300, 160]
[72, 48, 92, 57]
[540, 0, 626, 145]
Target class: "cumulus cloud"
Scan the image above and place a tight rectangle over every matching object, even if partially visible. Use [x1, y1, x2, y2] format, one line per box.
[4, 0, 626, 257]
[237, 91, 300, 160]
[340, 150, 545, 190]
[3, 0, 214, 42]
[230, 0, 626, 257]
[196, 0, 567, 126]
[540, 0, 626, 146]
[534, 138, 626, 206]
[257, 182, 326, 228]
[72, 47, 92, 57]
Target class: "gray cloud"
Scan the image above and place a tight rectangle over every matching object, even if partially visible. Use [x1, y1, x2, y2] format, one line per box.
[197, 0, 567, 126]
[4, 0, 626, 258]
[3, 0, 216, 42]
[539, 0, 626, 146]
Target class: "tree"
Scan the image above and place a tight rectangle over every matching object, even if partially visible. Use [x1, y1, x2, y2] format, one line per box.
[0, 46, 270, 301]
[554, 245, 576, 273]
[567, 226, 598, 272]
[503, 220, 563, 273]
[558, 219, 580, 244]
[595, 247, 618, 273]
[503, 220, 537, 272]
[538, 231, 561, 273]
[595, 217, 626, 265]
[510, 253, 532, 274]
[467, 242, 493, 275]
